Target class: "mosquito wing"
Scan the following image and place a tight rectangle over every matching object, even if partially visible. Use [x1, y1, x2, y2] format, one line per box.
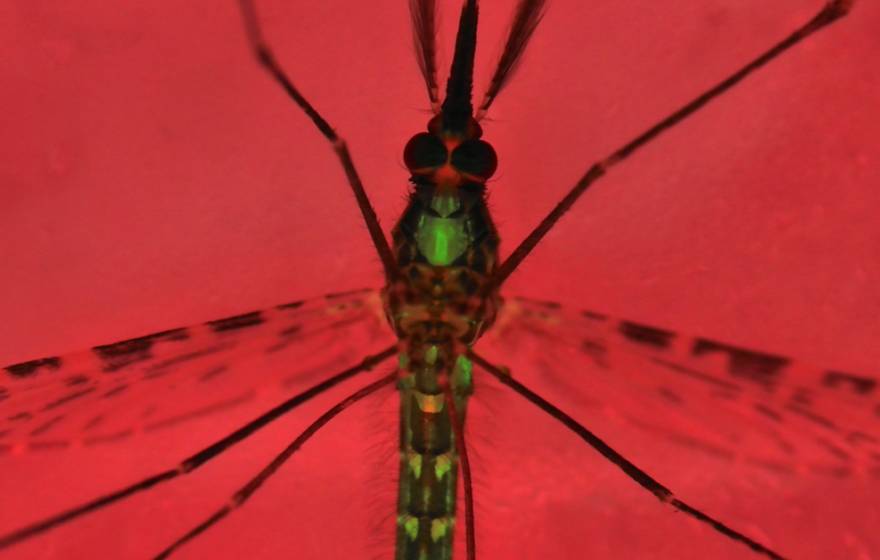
[0, 289, 392, 452]
[471, 296, 879, 559]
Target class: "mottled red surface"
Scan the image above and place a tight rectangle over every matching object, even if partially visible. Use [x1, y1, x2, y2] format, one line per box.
[1, 1, 878, 559]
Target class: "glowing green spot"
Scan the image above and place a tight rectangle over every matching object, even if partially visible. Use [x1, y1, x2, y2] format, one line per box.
[424, 345, 438, 365]
[401, 516, 419, 541]
[434, 454, 452, 480]
[431, 518, 450, 542]
[408, 453, 422, 478]
[453, 355, 473, 390]
[415, 216, 469, 266]
[398, 352, 410, 370]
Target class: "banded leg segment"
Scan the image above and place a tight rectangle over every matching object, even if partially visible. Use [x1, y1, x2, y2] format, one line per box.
[468, 350, 787, 560]
[238, 0, 399, 281]
[489, 0, 855, 290]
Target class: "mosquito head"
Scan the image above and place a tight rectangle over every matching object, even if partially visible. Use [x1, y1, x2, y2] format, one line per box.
[404, 0, 496, 190]
[403, 114, 497, 190]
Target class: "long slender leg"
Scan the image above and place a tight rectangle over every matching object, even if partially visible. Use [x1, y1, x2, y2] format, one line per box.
[468, 350, 788, 560]
[237, 0, 399, 281]
[154, 372, 398, 559]
[0, 346, 396, 550]
[444, 385, 476, 560]
[489, 0, 854, 290]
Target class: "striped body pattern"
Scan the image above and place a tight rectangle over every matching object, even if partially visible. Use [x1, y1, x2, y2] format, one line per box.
[384, 169, 501, 557]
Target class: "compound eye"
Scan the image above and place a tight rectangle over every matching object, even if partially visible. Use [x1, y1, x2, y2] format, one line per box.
[403, 133, 447, 172]
[450, 139, 497, 180]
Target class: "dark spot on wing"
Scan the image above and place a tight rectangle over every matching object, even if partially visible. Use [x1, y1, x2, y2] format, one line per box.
[44, 387, 96, 410]
[651, 357, 741, 392]
[102, 385, 128, 399]
[8, 411, 32, 422]
[619, 321, 675, 349]
[143, 345, 226, 374]
[848, 431, 878, 446]
[94, 328, 189, 372]
[0, 387, 8, 402]
[692, 339, 789, 389]
[199, 365, 228, 382]
[657, 387, 683, 405]
[83, 430, 134, 446]
[581, 310, 607, 321]
[787, 405, 838, 431]
[5, 356, 62, 378]
[711, 390, 739, 401]
[746, 458, 796, 475]
[279, 324, 302, 338]
[30, 415, 64, 437]
[769, 433, 796, 455]
[814, 437, 852, 461]
[790, 387, 814, 407]
[276, 300, 305, 310]
[84, 415, 104, 430]
[753, 403, 783, 423]
[822, 371, 877, 395]
[65, 375, 90, 386]
[581, 338, 608, 368]
[207, 311, 264, 332]
[666, 432, 735, 461]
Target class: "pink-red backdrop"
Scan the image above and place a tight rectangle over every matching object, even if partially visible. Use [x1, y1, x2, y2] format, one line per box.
[1, 1, 878, 559]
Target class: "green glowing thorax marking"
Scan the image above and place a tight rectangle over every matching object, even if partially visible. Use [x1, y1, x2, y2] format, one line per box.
[415, 195, 470, 266]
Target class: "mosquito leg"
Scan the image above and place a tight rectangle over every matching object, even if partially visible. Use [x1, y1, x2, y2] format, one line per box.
[0, 346, 396, 551]
[468, 350, 788, 560]
[443, 384, 476, 560]
[237, 0, 399, 281]
[489, 0, 854, 289]
[154, 371, 398, 559]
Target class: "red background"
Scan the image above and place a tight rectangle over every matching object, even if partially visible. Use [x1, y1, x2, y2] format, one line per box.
[1, 1, 878, 559]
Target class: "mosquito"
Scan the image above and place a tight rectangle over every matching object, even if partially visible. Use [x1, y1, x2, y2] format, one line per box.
[0, 1, 875, 559]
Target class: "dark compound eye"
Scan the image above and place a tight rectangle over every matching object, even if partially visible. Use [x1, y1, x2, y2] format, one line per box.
[403, 133, 447, 171]
[450, 139, 497, 180]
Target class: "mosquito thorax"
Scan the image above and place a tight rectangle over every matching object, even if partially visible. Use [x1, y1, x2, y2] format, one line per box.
[383, 113, 501, 347]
